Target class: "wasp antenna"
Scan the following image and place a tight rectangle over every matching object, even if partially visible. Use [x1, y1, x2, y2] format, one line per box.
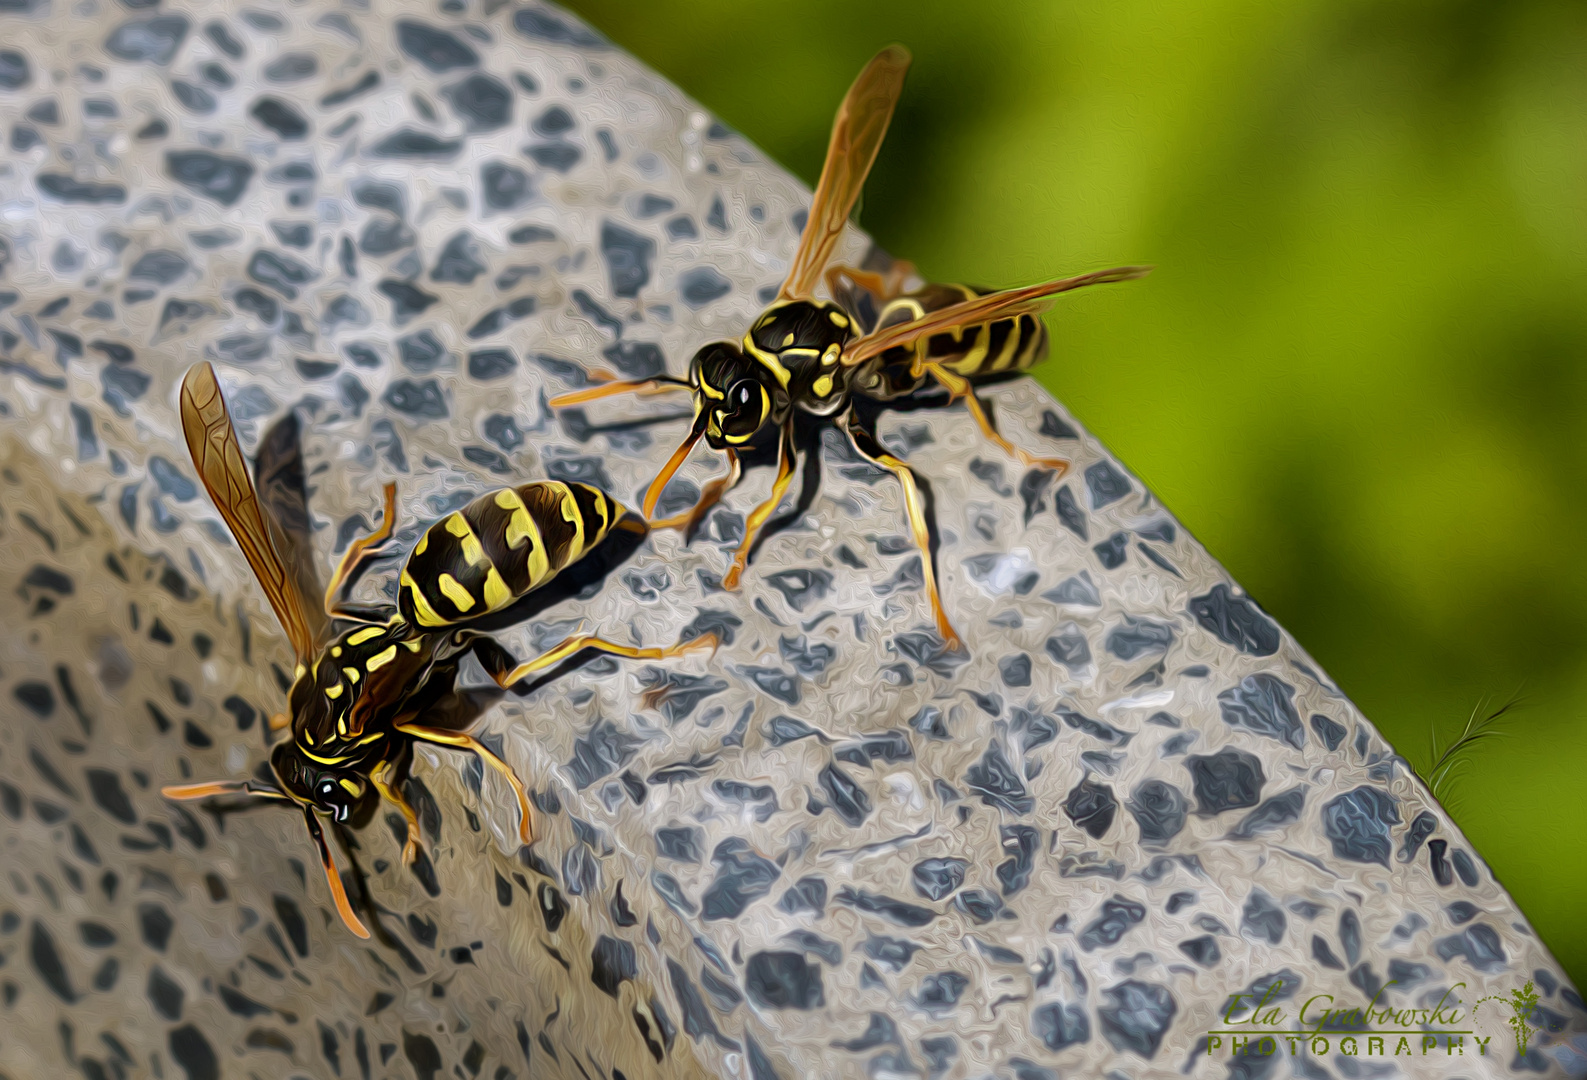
[302, 807, 370, 939]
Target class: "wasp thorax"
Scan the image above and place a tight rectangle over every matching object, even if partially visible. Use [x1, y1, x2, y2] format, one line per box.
[746, 299, 854, 356]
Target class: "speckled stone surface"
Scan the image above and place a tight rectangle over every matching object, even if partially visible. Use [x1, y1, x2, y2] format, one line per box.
[1, 3, 1584, 1079]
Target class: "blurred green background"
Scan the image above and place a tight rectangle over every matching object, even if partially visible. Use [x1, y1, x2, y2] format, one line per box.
[558, 0, 1587, 985]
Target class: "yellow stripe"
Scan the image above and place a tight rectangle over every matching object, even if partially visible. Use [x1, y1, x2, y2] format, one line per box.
[347, 626, 383, 645]
[699, 376, 725, 400]
[829, 310, 848, 328]
[414, 532, 428, 555]
[437, 573, 475, 612]
[502, 488, 548, 583]
[403, 639, 422, 652]
[590, 488, 613, 535]
[365, 644, 398, 671]
[445, 512, 486, 566]
[401, 569, 449, 627]
[482, 565, 512, 610]
[342, 667, 360, 683]
[741, 338, 792, 388]
[556, 483, 584, 567]
[300, 747, 352, 765]
[325, 683, 344, 699]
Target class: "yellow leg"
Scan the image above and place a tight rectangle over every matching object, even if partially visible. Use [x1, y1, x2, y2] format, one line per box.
[370, 765, 422, 866]
[847, 425, 962, 651]
[825, 261, 916, 302]
[395, 722, 535, 846]
[491, 631, 719, 689]
[549, 377, 691, 409]
[651, 450, 742, 538]
[722, 424, 796, 591]
[324, 482, 399, 619]
[923, 362, 1069, 474]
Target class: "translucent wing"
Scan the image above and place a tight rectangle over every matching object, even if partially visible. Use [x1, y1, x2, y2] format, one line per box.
[252, 410, 330, 649]
[841, 266, 1153, 367]
[181, 362, 320, 661]
[778, 45, 912, 301]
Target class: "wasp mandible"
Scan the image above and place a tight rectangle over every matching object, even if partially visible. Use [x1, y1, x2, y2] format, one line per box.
[162, 362, 715, 937]
[551, 46, 1149, 649]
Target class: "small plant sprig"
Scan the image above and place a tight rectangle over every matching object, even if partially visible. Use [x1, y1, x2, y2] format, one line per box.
[1418, 695, 1523, 807]
[1475, 980, 1540, 1057]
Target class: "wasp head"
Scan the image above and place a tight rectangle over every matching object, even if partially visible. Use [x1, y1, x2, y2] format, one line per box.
[269, 741, 378, 824]
[689, 340, 787, 450]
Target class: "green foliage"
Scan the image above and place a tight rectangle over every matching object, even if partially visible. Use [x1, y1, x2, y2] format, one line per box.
[561, 0, 1587, 988]
[1417, 697, 1521, 809]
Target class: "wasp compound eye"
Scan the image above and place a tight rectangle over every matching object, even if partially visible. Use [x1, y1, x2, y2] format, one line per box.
[721, 379, 767, 441]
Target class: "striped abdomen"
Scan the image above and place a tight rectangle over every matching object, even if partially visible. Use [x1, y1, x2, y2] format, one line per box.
[874, 283, 1048, 380]
[399, 481, 626, 628]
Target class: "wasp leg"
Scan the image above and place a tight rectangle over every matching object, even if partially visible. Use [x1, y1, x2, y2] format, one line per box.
[922, 362, 1069, 473]
[749, 425, 824, 564]
[370, 763, 423, 866]
[324, 482, 401, 620]
[394, 722, 535, 846]
[825, 261, 916, 303]
[549, 376, 692, 409]
[651, 449, 742, 543]
[300, 805, 371, 938]
[485, 631, 720, 690]
[723, 422, 797, 590]
[845, 420, 962, 651]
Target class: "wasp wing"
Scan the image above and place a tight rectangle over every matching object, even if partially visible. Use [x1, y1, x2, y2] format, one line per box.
[777, 45, 912, 302]
[252, 410, 331, 649]
[180, 361, 320, 661]
[840, 266, 1152, 367]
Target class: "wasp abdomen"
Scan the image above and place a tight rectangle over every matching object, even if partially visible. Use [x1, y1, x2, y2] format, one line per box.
[399, 481, 626, 628]
[875, 284, 1049, 379]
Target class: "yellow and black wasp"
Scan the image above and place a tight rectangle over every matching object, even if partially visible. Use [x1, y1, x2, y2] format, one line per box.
[161, 362, 714, 937]
[551, 46, 1148, 649]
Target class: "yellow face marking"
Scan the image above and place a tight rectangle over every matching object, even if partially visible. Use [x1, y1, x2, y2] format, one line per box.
[331, 646, 342, 658]
[303, 729, 315, 745]
[403, 639, 422, 652]
[401, 570, 448, 627]
[437, 573, 476, 612]
[482, 566, 513, 611]
[340, 778, 361, 795]
[342, 667, 361, 684]
[757, 313, 775, 329]
[300, 747, 352, 765]
[698, 377, 725, 400]
[445, 512, 486, 566]
[347, 626, 383, 645]
[325, 683, 344, 699]
[812, 374, 834, 397]
[781, 333, 795, 347]
[365, 644, 398, 672]
[413, 532, 428, 556]
[829, 310, 848, 328]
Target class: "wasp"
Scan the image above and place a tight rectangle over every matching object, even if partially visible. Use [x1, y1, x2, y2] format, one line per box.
[161, 362, 714, 937]
[551, 46, 1148, 649]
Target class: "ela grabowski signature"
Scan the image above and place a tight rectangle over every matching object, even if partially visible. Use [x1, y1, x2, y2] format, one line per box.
[1204, 977, 1539, 1061]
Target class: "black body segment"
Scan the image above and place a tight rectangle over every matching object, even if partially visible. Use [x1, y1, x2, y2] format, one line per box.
[399, 481, 625, 628]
